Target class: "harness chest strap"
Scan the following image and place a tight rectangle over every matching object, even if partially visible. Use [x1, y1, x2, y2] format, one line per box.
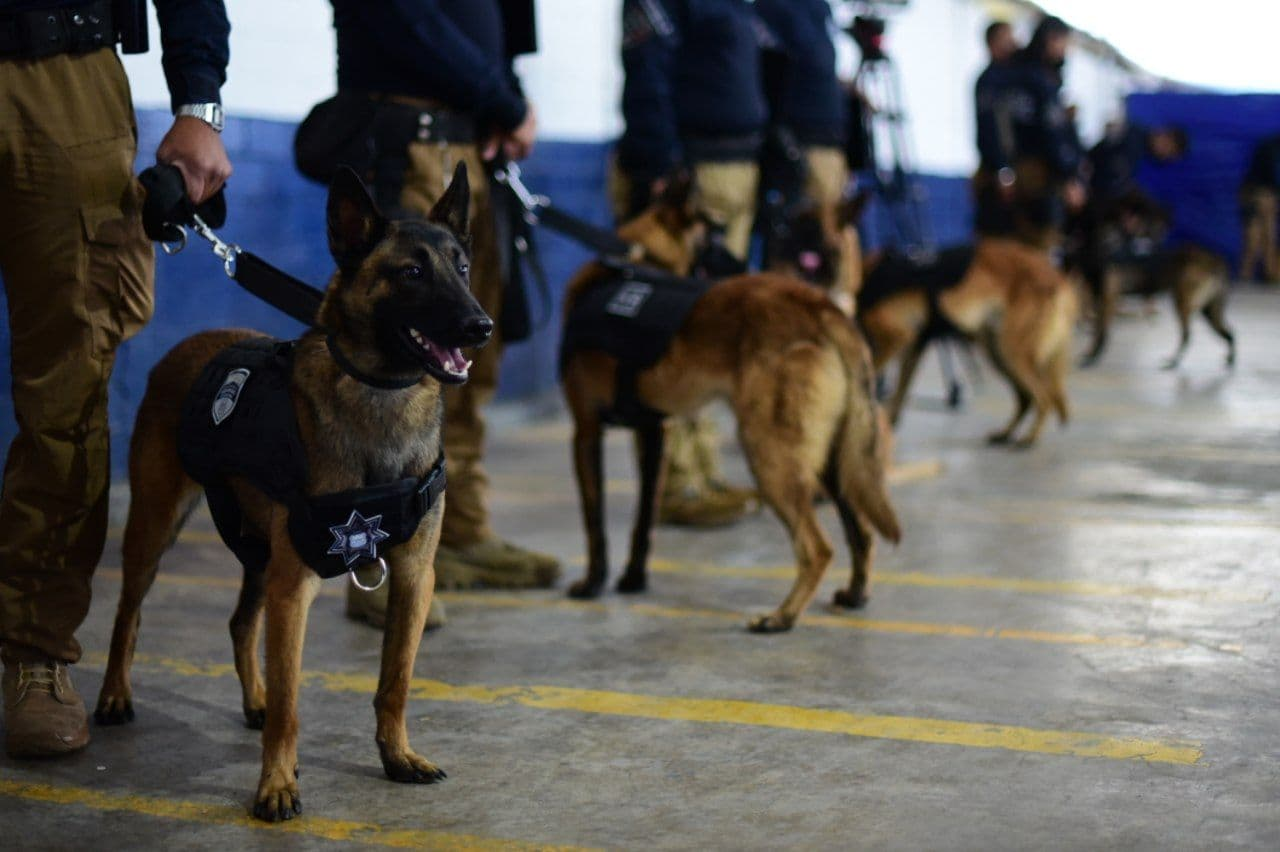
[177, 337, 447, 581]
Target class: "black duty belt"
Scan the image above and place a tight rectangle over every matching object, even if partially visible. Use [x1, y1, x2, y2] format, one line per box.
[684, 132, 766, 163]
[364, 95, 480, 146]
[0, 0, 113, 60]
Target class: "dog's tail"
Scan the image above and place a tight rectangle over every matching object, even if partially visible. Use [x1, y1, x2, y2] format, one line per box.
[820, 311, 903, 544]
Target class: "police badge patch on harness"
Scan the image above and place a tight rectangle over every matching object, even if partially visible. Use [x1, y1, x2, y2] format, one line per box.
[212, 368, 250, 425]
[327, 510, 392, 567]
[606, 282, 653, 318]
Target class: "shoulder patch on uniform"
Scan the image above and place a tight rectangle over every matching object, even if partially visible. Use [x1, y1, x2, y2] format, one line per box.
[624, 0, 675, 48]
[211, 368, 251, 426]
[606, 281, 654, 318]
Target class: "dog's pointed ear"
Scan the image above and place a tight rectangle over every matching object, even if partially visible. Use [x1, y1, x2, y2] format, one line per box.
[428, 161, 471, 244]
[327, 167, 387, 270]
[840, 189, 874, 228]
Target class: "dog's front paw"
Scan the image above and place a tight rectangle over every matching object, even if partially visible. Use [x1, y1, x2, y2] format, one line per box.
[986, 430, 1013, 446]
[94, 693, 134, 726]
[833, 588, 869, 609]
[381, 748, 447, 784]
[253, 768, 302, 822]
[747, 612, 795, 633]
[615, 570, 647, 594]
[568, 576, 605, 599]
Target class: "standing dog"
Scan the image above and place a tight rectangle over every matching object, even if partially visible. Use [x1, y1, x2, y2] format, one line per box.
[857, 239, 1077, 446]
[94, 166, 491, 820]
[561, 183, 900, 632]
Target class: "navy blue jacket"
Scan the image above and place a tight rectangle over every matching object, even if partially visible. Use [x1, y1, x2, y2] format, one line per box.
[3, 0, 230, 109]
[1088, 124, 1151, 203]
[618, 0, 767, 180]
[974, 60, 1018, 171]
[1007, 56, 1081, 179]
[330, 0, 533, 132]
[754, 0, 844, 146]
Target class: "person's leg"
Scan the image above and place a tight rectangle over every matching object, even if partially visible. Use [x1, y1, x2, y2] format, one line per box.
[1259, 190, 1279, 282]
[693, 160, 760, 261]
[804, 147, 850, 209]
[0, 50, 153, 756]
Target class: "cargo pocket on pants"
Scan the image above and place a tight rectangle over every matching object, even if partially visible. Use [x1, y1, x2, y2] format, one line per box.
[80, 193, 155, 353]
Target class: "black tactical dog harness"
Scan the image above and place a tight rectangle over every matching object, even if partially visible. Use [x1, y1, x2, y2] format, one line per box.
[177, 337, 446, 579]
[860, 246, 976, 341]
[559, 260, 712, 428]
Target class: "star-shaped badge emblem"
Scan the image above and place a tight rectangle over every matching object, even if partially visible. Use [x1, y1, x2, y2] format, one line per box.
[327, 510, 391, 567]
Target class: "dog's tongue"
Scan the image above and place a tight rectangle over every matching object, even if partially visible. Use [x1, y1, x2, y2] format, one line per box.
[799, 251, 823, 273]
[426, 340, 468, 374]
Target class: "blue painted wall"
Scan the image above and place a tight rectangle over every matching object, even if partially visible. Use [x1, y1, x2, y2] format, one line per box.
[1127, 93, 1280, 268]
[0, 110, 611, 473]
[0, 108, 980, 475]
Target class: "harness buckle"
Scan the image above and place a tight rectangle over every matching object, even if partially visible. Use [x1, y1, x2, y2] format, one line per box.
[348, 556, 388, 592]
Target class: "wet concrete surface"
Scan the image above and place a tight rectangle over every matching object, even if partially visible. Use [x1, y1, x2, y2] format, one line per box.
[2, 287, 1279, 849]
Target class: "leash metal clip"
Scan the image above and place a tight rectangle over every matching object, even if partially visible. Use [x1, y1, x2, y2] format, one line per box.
[494, 163, 549, 224]
[348, 556, 388, 592]
[190, 213, 243, 278]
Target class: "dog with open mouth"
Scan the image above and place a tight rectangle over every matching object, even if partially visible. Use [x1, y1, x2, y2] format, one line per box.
[93, 164, 490, 821]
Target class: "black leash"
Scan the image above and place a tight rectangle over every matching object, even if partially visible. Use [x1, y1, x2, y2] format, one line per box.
[493, 162, 635, 258]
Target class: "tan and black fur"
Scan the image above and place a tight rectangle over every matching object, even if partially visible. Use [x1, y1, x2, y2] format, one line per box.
[859, 239, 1078, 446]
[93, 166, 492, 821]
[563, 182, 901, 632]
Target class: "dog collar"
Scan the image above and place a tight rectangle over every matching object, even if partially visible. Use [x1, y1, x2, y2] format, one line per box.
[325, 334, 425, 390]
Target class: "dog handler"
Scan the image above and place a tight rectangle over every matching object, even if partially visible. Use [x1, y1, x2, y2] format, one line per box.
[612, 0, 767, 528]
[0, 0, 232, 758]
[328, 0, 560, 629]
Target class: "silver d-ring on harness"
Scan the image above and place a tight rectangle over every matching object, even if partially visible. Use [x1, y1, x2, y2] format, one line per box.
[349, 557, 389, 592]
[161, 229, 187, 255]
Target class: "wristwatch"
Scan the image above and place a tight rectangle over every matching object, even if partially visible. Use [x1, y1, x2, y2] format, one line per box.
[175, 103, 225, 133]
[996, 167, 1017, 188]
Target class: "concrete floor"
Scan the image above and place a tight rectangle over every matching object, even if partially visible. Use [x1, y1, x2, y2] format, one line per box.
[3, 288, 1279, 850]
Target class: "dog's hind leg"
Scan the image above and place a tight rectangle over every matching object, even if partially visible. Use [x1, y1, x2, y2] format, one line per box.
[1163, 289, 1194, 370]
[617, 419, 665, 594]
[739, 417, 832, 632]
[823, 469, 875, 610]
[1202, 293, 1236, 368]
[95, 419, 201, 726]
[253, 532, 320, 822]
[376, 519, 447, 786]
[982, 332, 1033, 445]
[230, 565, 267, 729]
[1081, 268, 1117, 366]
[886, 336, 927, 426]
[567, 410, 609, 599]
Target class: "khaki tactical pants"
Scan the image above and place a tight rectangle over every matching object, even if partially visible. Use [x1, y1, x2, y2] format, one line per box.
[1240, 186, 1278, 282]
[0, 50, 153, 663]
[804, 146, 849, 209]
[400, 143, 503, 547]
[607, 158, 758, 496]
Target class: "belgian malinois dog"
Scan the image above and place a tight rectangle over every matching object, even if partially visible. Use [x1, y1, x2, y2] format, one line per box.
[767, 195, 870, 317]
[859, 239, 1077, 446]
[1075, 199, 1235, 369]
[562, 180, 901, 632]
[93, 166, 491, 820]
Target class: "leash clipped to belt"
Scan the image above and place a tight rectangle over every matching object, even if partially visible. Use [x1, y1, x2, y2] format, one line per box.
[139, 164, 325, 328]
[493, 162, 635, 258]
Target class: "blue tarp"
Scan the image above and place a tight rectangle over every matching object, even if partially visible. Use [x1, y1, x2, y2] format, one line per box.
[1127, 92, 1280, 269]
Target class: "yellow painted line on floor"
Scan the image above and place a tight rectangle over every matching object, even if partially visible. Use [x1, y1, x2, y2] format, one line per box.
[93, 571, 1185, 650]
[99, 653, 1202, 766]
[647, 558, 1269, 604]
[0, 778, 586, 851]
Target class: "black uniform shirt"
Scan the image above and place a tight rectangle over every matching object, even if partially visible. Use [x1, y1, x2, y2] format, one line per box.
[1006, 56, 1081, 179]
[618, 0, 767, 180]
[330, 0, 530, 132]
[1088, 124, 1150, 204]
[974, 60, 1018, 170]
[0, 0, 229, 110]
[754, 0, 844, 146]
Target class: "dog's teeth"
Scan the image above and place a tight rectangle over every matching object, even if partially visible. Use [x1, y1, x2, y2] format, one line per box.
[464, 360, 473, 370]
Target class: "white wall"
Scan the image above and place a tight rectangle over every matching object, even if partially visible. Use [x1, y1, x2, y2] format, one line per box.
[122, 0, 1141, 171]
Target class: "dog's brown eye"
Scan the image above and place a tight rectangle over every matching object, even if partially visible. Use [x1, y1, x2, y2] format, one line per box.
[401, 265, 423, 280]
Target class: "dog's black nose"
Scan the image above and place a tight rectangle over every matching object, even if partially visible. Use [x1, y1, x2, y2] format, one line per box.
[465, 316, 494, 343]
